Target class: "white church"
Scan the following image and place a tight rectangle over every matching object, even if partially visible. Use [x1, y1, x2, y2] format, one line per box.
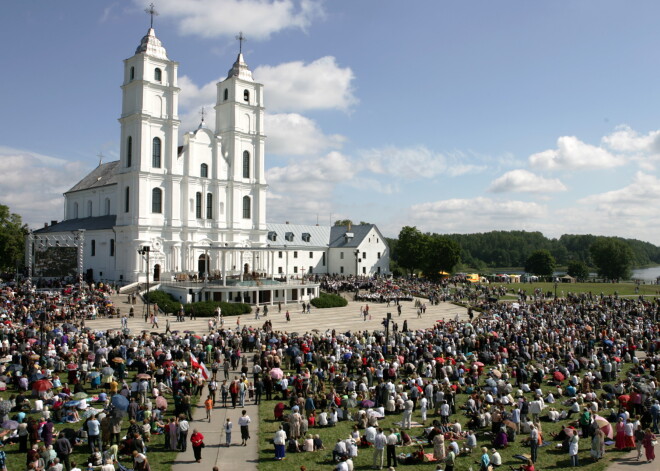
[30, 25, 390, 305]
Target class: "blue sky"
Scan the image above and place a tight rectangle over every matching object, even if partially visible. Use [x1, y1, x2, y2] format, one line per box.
[3, 0, 660, 243]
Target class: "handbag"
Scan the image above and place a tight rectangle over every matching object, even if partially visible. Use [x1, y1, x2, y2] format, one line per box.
[652, 440, 658, 446]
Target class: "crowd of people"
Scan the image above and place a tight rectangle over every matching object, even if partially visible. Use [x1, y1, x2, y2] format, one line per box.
[0, 275, 659, 471]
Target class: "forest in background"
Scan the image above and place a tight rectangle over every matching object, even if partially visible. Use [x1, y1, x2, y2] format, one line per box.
[386, 230, 660, 271]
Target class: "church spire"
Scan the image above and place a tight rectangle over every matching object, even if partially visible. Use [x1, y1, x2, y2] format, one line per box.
[135, 4, 168, 59]
[227, 33, 253, 82]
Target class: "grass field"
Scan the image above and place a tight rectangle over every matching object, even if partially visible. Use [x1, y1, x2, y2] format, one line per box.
[0, 372, 183, 471]
[487, 281, 660, 300]
[256, 366, 636, 471]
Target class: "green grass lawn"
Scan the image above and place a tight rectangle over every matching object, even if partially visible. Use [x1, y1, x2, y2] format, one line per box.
[0, 371, 183, 471]
[481, 281, 660, 299]
[257, 366, 636, 471]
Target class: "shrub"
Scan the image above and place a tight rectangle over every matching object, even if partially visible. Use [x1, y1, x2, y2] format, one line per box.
[184, 301, 251, 317]
[144, 290, 180, 314]
[144, 291, 251, 317]
[310, 292, 348, 308]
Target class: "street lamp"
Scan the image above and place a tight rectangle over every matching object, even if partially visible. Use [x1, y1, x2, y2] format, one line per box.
[138, 246, 151, 321]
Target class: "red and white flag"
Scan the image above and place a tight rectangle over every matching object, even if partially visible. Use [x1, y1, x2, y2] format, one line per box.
[189, 353, 210, 380]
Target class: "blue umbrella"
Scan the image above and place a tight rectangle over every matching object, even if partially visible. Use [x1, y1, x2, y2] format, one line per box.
[111, 394, 129, 411]
[64, 400, 80, 408]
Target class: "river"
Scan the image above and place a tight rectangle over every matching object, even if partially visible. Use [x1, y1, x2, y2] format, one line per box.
[631, 266, 660, 282]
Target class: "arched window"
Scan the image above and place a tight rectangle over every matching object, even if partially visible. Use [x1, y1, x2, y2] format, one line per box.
[104, 198, 111, 215]
[206, 193, 213, 219]
[73, 202, 79, 219]
[224, 88, 229, 101]
[242, 150, 250, 178]
[130, 66, 135, 81]
[127, 136, 132, 167]
[152, 137, 161, 168]
[200, 163, 208, 178]
[243, 89, 250, 102]
[242, 196, 251, 219]
[152, 188, 163, 213]
[195, 192, 202, 218]
[125, 186, 130, 213]
[110, 239, 115, 257]
[154, 67, 162, 82]
[87, 201, 93, 217]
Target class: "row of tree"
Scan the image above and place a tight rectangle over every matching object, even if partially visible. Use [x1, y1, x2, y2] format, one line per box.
[0, 205, 27, 274]
[391, 227, 641, 280]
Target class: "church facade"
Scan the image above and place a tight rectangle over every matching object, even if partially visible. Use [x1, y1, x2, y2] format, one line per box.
[30, 27, 389, 303]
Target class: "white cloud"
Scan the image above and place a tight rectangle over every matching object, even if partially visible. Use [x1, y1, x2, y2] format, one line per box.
[0, 147, 89, 227]
[266, 151, 355, 222]
[488, 169, 567, 193]
[407, 197, 546, 233]
[529, 135, 622, 170]
[266, 113, 345, 155]
[254, 57, 357, 112]
[602, 125, 660, 154]
[359, 146, 486, 180]
[148, 0, 324, 40]
[578, 171, 660, 215]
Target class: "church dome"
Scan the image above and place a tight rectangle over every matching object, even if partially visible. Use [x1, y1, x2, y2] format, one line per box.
[227, 53, 253, 81]
[135, 28, 168, 60]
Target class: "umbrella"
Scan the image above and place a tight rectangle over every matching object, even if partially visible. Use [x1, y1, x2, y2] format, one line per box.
[504, 419, 517, 430]
[155, 396, 167, 409]
[64, 400, 80, 408]
[66, 363, 78, 371]
[0, 400, 11, 415]
[137, 373, 151, 380]
[87, 371, 100, 379]
[270, 368, 284, 380]
[112, 358, 125, 363]
[72, 392, 88, 400]
[29, 354, 40, 361]
[594, 416, 613, 439]
[7, 364, 22, 372]
[491, 369, 502, 378]
[553, 371, 565, 382]
[81, 408, 99, 419]
[111, 394, 129, 411]
[1, 420, 18, 430]
[32, 379, 53, 391]
[473, 361, 484, 367]
[101, 367, 114, 376]
[359, 399, 375, 408]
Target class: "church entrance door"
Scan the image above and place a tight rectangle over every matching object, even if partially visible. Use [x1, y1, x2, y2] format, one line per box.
[198, 254, 210, 277]
[153, 264, 160, 281]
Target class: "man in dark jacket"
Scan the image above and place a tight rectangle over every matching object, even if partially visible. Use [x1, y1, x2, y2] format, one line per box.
[54, 432, 73, 471]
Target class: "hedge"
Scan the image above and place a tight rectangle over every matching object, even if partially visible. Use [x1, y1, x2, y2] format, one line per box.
[144, 290, 180, 314]
[145, 290, 251, 316]
[310, 291, 348, 308]
[184, 300, 251, 317]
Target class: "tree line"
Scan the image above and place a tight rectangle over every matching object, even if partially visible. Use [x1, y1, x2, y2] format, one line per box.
[389, 227, 654, 281]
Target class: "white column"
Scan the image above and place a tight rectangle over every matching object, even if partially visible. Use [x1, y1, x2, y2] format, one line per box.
[239, 251, 244, 281]
[222, 250, 227, 286]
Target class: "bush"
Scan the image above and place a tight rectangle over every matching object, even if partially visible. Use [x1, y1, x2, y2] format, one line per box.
[184, 301, 251, 317]
[310, 292, 348, 309]
[144, 290, 180, 314]
[144, 290, 251, 316]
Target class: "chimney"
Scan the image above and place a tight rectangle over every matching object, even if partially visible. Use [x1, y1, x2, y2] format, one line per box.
[44, 223, 48, 228]
[51, 220, 57, 226]
[285, 221, 289, 224]
[347, 221, 352, 232]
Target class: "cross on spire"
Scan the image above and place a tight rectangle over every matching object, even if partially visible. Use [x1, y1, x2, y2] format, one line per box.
[236, 31, 246, 54]
[97, 152, 104, 167]
[145, 2, 158, 29]
[200, 107, 206, 123]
